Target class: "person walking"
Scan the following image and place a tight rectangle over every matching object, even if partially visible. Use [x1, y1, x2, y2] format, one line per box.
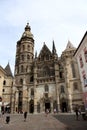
[75, 107, 79, 120]
[45, 109, 49, 117]
[54, 108, 57, 114]
[24, 111, 27, 121]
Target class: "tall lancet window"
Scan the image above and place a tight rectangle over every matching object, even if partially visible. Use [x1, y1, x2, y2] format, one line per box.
[71, 62, 76, 78]
[31, 88, 34, 96]
[44, 84, 49, 92]
[23, 45, 25, 51]
[60, 85, 65, 93]
[21, 65, 24, 72]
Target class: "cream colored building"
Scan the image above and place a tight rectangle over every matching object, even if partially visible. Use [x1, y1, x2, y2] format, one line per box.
[74, 31, 87, 110]
[0, 63, 13, 112]
[12, 23, 83, 113]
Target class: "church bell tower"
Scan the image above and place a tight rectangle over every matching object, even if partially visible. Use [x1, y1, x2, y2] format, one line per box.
[14, 23, 34, 112]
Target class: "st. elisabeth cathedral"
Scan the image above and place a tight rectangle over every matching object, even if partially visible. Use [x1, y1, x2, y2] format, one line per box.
[3, 23, 83, 113]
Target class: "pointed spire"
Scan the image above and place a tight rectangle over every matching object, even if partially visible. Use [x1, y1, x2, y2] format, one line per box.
[66, 40, 75, 49]
[52, 40, 56, 54]
[5, 62, 13, 77]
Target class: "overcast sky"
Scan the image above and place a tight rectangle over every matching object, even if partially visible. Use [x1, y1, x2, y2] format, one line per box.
[0, 0, 87, 74]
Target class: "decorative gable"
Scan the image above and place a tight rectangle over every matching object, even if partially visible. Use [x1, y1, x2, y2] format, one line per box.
[37, 43, 52, 61]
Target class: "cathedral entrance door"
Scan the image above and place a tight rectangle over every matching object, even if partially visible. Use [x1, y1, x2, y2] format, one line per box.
[29, 99, 34, 113]
[45, 102, 51, 112]
[61, 102, 67, 112]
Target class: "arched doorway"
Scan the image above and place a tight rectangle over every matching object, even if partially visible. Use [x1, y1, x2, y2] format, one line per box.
[45, 100, 51, 112]
[61, 101, 67, 112]
[60, 93, 68, 112]
[29, 99, 34, 113]
[18, 91, 23, 113]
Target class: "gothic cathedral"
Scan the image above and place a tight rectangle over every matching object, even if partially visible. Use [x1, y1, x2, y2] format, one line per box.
[12, 23, 82, 113]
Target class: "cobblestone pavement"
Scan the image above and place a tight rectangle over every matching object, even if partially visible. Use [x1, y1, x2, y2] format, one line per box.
[54, 113, 87, 130]
[0, 113, 68, 130]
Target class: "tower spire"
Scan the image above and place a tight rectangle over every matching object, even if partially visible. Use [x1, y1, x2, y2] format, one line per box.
[52, 40, 56, 54]
[25, 22, 31, 31]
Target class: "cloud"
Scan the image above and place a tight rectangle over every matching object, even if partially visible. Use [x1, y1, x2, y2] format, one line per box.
[0, 0, 87, 73]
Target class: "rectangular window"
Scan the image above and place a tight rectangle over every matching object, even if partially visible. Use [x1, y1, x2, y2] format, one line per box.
[82, 70, 87, 87]
[79, 55, 83, 68]
[84, 47, 87, 62]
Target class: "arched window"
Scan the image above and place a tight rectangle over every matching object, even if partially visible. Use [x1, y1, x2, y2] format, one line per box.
[21, 55, 24, 61]
[20, 79, 23, 85]
[26, 66, 28, 72]
[17, 67, 19, 74]
[43, 66, 50, 76]
[31, 88, 34, 96]
[3, 80, 6, 85]
[44, 84, 49, 92]
[59, 71, 63, 78]
[59, 64, 64, 78]
[60, 85, 65, 93]
[27, 45, 30, 51]
[23, 45, 25, 50]
[21, 65, 23, 72]
[27, 54, 30, 60]
[46, 55, 49, 60]
[30, 76, 34, 82]
[73, 82, 78, 90]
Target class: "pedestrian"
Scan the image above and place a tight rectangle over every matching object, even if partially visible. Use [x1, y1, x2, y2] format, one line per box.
[6, 113, 10, 124]
[75, 107, 79, 120]
[24, 111, 27, 121]
[54, 108, 57, 114]
[78, 107, 81, 115]
[45, 109, 49, 117]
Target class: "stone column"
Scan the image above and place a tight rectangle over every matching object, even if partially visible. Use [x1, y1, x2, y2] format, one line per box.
[15, 90, 19, 113]
[54, 60, 61, 112]
[11, 85, 15, 113]
[68, 94, 73, 112]
[34, 97, 37, 114]
[22, 76, 28, 112]
[34, 62, 38, 114]
[51, 102, 53, 113]
[40, 102, 42, 113]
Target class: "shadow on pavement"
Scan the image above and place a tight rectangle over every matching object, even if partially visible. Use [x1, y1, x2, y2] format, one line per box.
[53, 114, 87, 130]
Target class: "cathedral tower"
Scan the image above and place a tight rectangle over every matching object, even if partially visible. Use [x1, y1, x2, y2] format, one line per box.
[15, 23, 34, 75]
[14, 23, 34, 113]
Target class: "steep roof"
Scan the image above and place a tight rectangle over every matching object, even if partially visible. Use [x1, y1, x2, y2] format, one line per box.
[0, 65, 6, 75]
[66, 40, 75, 49]
[38, 42, 52, 58]
[74, 31, 87, 56]
[63, 40, 76, 53]
[5, 63, 13, 77]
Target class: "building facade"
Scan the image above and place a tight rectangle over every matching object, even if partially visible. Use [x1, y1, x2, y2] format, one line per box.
[0, 63, 13, 113]
[12, 23, 83, 113]
[74, 31, 87, 110]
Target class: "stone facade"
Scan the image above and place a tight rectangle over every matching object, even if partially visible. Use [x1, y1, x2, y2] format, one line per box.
[0, 63, 13, 113]
[12, 23, 83, 113]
